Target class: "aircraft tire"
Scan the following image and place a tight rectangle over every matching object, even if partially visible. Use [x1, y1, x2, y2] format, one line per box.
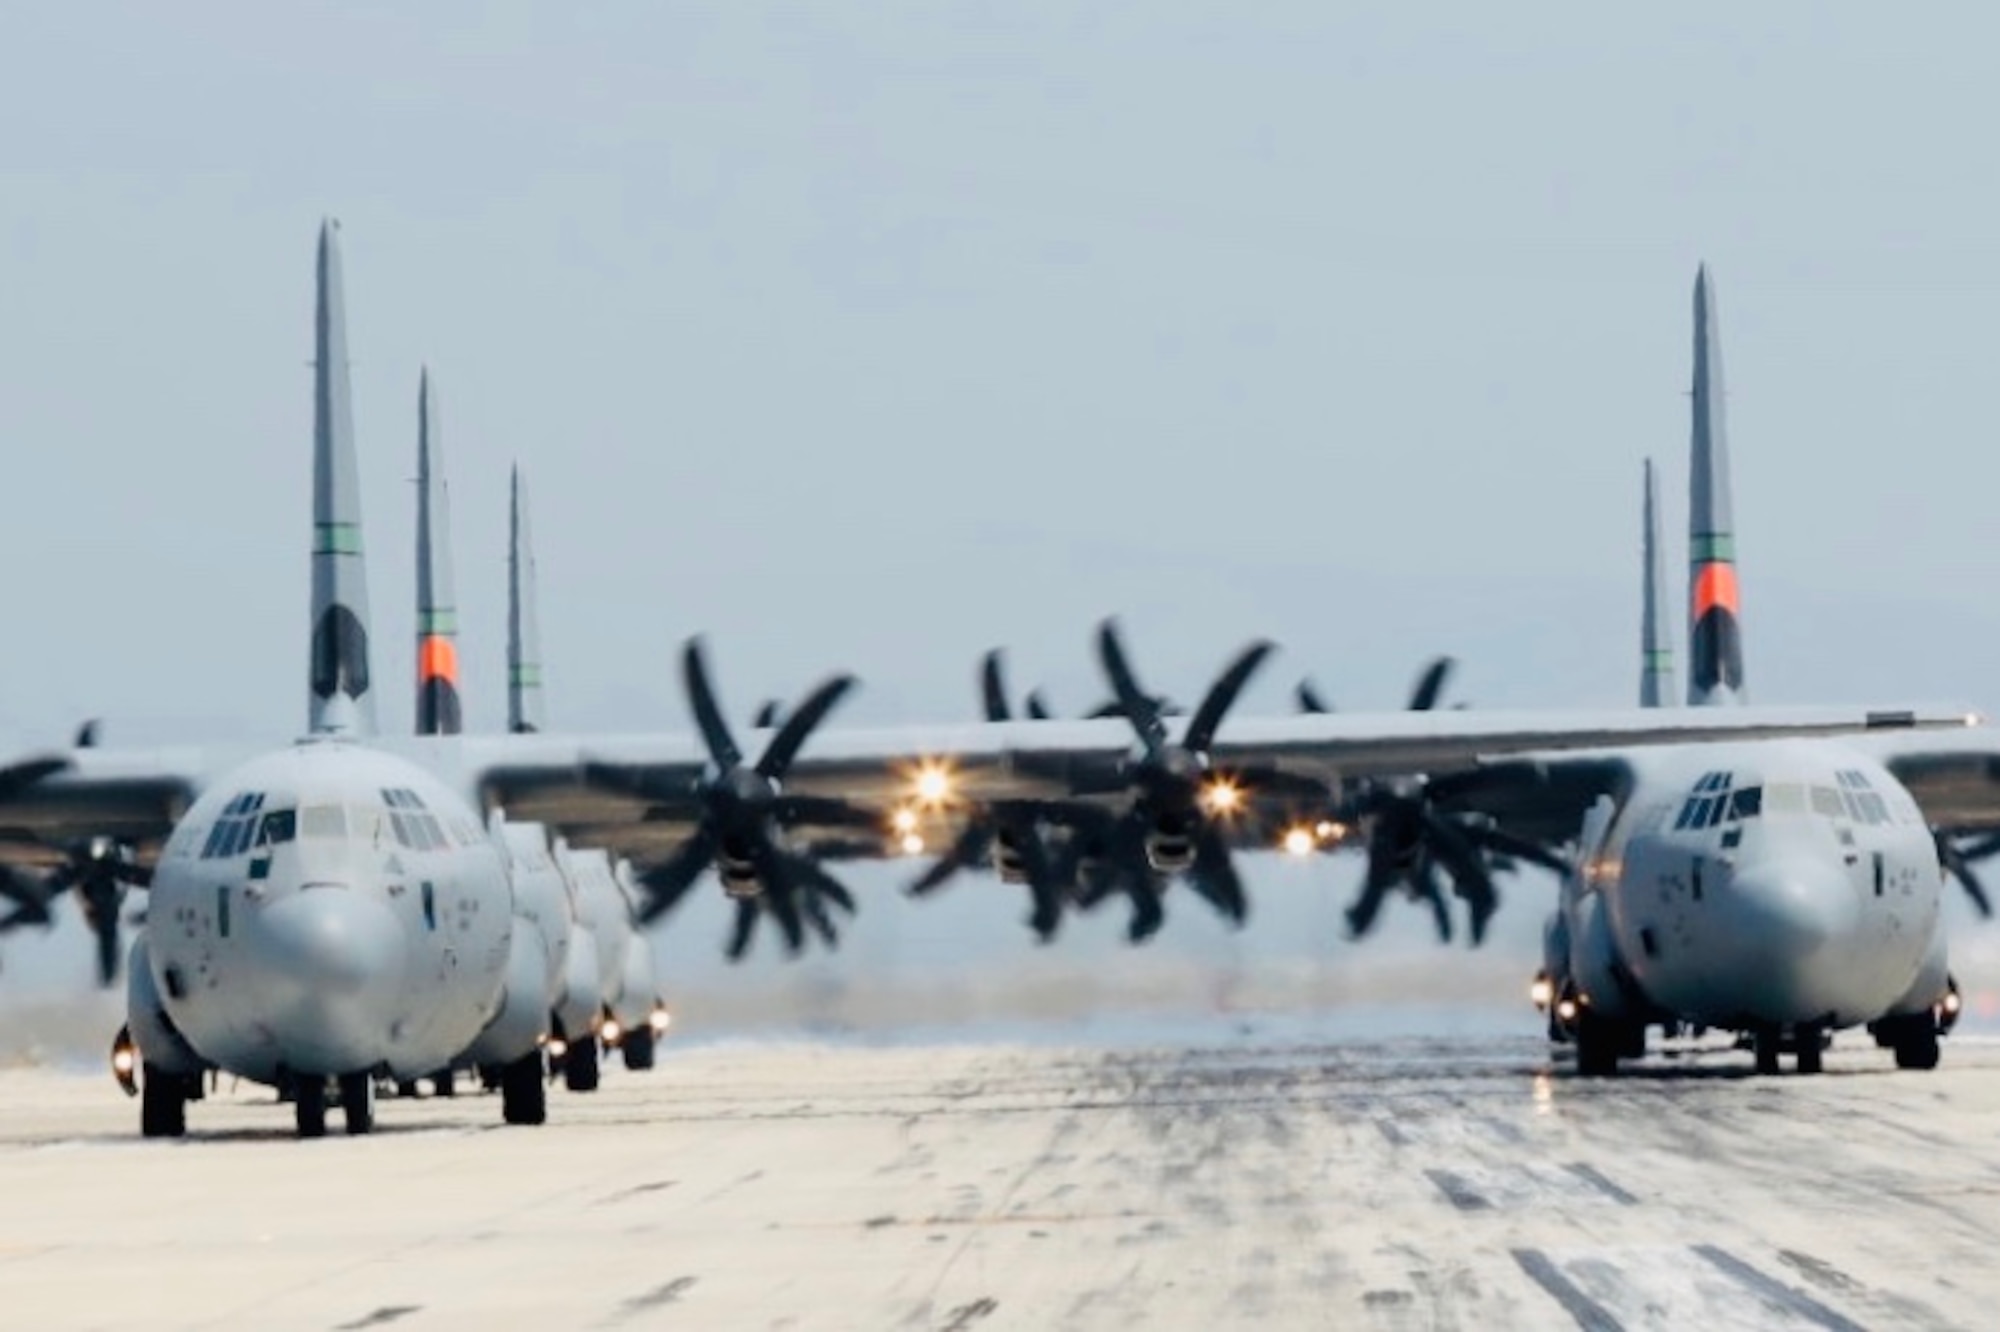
[1753, 1030, 1782, 1076]
[1574, 1015, 1621, 1077]
[564, 1037, 601, 1093]
[1796, 1029, 1825, 1075]
[340, 1073, 375, 1135]
[501, 1053, 547, 1126]
[140, 1064, 187, 1139]
[296, 1078, 328, 1139]
[1894, 1027, 1940, 1071]
[621, 1027, 656, 1072]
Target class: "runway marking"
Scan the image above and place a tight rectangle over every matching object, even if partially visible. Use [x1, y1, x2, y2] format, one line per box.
[1563, 1162, 1639, 1205]
[1423, 1169, 1491, 1211]
[938, 1296, 998, 1329]
[335, 1307, 420, 1330]
[1510, 1249, 1624, 1332]
[598, 1178, 676, 1205]
[1693, 1245, 1868, 1332]
[610, 1275, 697, 1323]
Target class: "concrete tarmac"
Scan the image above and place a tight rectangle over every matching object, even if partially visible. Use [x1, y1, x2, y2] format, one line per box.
[1, 1029, 1996, 1330]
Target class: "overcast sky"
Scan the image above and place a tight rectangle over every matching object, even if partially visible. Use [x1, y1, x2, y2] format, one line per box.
[6, 6, 2000, 999]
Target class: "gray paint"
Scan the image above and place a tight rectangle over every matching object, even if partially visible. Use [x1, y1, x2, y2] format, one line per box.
[1639, 458, 1676, 708]
[507, 466, 546, 735]
[307, 220, 376, 737]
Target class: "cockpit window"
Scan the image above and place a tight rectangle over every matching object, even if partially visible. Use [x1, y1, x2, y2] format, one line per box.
[255, 808, 297, 847]
[1809, 786, 1846, 819]
[1727, 787, 1762, 820]
[1765, 782, 1808, 814]
[202, 792, 271, 858]
[299, 805, 346, 839]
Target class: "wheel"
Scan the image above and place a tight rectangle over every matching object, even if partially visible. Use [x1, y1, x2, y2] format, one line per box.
[1574, 1015, 1621, 1077]
[340, 1073, 375, 1135]
[140, 1064, 187, 1139]
[1753, 1029, 1782, 1076]
[501, 1052, 547, 1126]
[395, 1079, 420, 1099]
[1796, 1028, 1824, 1075]
[563, 1035, 600, 1092]
[1894, 1026, 1940, 1070]
[431, 1068, 456, 1098]
[295, 1077, 328, 1138]
[621, 1026, 656, 1072]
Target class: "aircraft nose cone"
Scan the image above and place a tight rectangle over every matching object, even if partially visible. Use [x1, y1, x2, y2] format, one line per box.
[250, 890, 409, 1074]
[260, 890, 405, 996]
[1710, 859, 1858, 1021]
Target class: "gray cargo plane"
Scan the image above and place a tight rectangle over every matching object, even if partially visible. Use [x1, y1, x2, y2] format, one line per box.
[0, 232, 1984, 1139]
[1526, 265, 1988, 1075]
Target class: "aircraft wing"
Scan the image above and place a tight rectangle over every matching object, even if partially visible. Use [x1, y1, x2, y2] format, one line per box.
[1852, 728, 2000, 833]
[447, 704, 1972, 865]
[0, 747, 213, 869]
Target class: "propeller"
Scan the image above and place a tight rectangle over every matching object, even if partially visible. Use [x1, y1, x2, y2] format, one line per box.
[585, 639, 872, 961]
[0, 867, 54, 933]
[42, 837, 153, 985]
[906, 806, 1067, 941]
[1052, 620, 1291, 941]
[1340, 767, 1567, 947]
[1936, 830, 2000, 918]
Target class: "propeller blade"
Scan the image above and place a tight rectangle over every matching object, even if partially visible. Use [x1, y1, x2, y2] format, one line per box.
[637, 830, 718, 923]
[1939, 836, 1993, 918]
[1407, 657, 1456, 712]
[907, 823, 991, 897]
[681, 638, 743, 771]
[1414, 858, 1454, 944]
[1465, 823, 1569, 875]
[1422, 809, 1499, 945]
[750, 845, 807, 953]
[1095, 619, 1167, 757]
[792, 857, 858, 915]
[1123, 873, 1165, 944]
[1957, 831, 2000, 863]
[93, 917, 120, 987]
[1296, 679, 1332, 715]
[725, 898, 758, 961]
[73, 720, 101, 749]
[581, 760, 702, 812]
[1183, 640, 1276, 754]
[756, 674, 858, 780]
[1346, 829, 1405, 939]
[980, 650, 1011, 722]
[799, 888, 839, 947]
[770, 793, 877, 830]
[752, 700, 783, 729]
[1187, 827, 1249, 925]
[1024, 691, 1053, 722]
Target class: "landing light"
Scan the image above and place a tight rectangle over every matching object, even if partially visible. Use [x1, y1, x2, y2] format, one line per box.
[1199, 780, 1244, 816]
[900, 833, 926, 857]
[1530, 976, 1554, 1010]
[1555, 998, 1578, 1023]
[1314, 820, 1346, 842]
[1943, 991, 1963, 1015]
[1281, 827, 1316, 858]
[891, 807, 919, 835]
[546, 1036, 569, 1060]
[601, 1019, 623, 1047]
[649, 1007, 673, 1033]
[913, 762, 953, 806]
[109, 1026, 139, 1098]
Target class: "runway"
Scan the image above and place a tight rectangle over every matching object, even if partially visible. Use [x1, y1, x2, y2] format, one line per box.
[1, 1027, 1996, 1330]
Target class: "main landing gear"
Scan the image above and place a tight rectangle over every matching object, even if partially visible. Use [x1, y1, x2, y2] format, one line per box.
[1747, 1024, 1829, 1075]
[1867, 1012, 1942, 1071]
[140, 1064, 199, 1139]
[500, 1051, 546, 1126]
[291, 1073, 377, 1137]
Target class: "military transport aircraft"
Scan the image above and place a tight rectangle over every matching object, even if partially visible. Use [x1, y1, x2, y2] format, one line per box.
[0, 231, 1986, 1140]
[408, 380, 666, 1095]
[1518, 266, 1998, 1076]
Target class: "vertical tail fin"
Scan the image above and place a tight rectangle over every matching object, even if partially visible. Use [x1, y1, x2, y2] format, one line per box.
[308, 220, 376, 736]
[1639, 458, 1677, 707]
[507, 466, 547, 734]
[1686, 263, 1744, 706]
[414, 368, 463, 734]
